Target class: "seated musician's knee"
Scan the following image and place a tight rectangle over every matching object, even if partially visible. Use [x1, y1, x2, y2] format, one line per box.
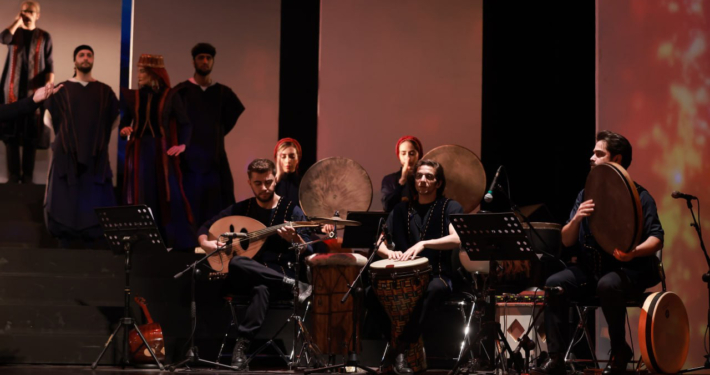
[597, 272, 624, 298]
[228, 255, 251, 272]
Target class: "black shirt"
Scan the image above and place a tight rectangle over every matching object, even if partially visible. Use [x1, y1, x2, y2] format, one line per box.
[569, 183, 664, 286]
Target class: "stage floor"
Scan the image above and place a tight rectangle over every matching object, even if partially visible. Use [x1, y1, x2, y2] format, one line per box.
[0, 365, 453, 375]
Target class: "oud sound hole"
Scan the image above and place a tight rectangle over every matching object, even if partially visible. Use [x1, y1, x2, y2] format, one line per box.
[240, 228, 249, 250]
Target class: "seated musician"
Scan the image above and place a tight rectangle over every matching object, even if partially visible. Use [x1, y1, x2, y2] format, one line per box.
[197, 158, 313, 370]
[381, 136, 423, 212]
[377, 159, 464, 374]
[532, 131, 664, 375]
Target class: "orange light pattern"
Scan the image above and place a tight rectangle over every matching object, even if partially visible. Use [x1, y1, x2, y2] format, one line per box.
[598, 0, 710, 368]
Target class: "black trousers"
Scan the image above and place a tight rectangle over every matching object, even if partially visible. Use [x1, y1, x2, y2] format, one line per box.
[543, 265, 648, 354]
[227, 256, 291, 340]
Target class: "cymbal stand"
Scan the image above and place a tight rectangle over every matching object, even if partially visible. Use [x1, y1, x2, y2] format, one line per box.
[244, 233, 333, 370]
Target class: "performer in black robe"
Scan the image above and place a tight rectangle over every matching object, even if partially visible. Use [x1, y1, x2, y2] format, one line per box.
[381, 135, 423, 212]
[174, 43, 244, 228]
[1, 1, 54, 184]
[44, 45, 118, 247]
[120, 54, 195, 249]
[197, 159, 313, 370]
[274, 137, 302, 204]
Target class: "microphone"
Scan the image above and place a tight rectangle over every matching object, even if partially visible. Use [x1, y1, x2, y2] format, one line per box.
[484, 165, 504, 203]
[671, 191, 698, 201]
[219, 232, 248, 239]
[543, 286, 564, 295]
[382, 223, 395, 250]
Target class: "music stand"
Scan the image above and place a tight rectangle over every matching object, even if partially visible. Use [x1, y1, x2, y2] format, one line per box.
[448, 212, 538, 375]
[342, 211, 389, 249]
[91, 205, 165, 370]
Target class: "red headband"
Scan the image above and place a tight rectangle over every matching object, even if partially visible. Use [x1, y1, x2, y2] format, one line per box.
[274, 138, 302, 160]
[395, 136, 423, 157]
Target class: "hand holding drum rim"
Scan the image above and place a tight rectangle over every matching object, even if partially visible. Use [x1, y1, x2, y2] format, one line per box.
[613, 247, 636, 262]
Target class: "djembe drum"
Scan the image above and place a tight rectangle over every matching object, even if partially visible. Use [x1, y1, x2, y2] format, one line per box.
[370, 258, 431, 373]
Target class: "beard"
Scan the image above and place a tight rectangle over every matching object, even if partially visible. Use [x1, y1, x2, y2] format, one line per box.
[76, 63, 93, 74]
[194, 62, 212, 77]
[255, 191, 274, 203]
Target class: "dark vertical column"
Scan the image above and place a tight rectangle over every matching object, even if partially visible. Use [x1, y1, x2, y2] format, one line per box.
[278, 0, 321, 171]
[116, 0, 133, 198]
[480, 0, 596, 222]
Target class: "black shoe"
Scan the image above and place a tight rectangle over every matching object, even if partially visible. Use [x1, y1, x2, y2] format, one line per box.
[6, 174, 20, 184]
[530, 352, 565, 375]
[20, 174, 32, 184]
[393, 352, 413, 375]
[282, 277, 312, 303]
[231, 337, 250, 370]
[602, 344, 632, 375]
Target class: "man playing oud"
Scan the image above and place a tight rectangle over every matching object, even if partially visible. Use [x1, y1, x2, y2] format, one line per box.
[198, 158, 312, 370]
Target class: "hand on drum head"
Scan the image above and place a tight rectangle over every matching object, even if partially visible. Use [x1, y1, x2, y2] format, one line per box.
[613, 248, 636, 262]
[572, 199, 595, 224]
[384, 249, 405, 260]
[401, 242, 425, 261]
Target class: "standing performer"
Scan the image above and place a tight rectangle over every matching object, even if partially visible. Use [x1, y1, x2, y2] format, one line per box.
[381, 136, 422, 212]
[376, 159, 463, 374]
[119, 54, 194, 249]
[174, 43, 244, 227]
[198, 159, 312, 370]
[532, 131, 664, 375]
[1, 1, 54, 184]
[44, 45, 118, 248]
[274, 137, 302, 204]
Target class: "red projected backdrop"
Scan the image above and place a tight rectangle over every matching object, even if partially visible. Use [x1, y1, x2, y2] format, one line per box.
[598, 0, 709, 368]
[318, 0, 483, 211]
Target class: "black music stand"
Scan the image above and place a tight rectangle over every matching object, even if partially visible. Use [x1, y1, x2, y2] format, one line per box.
[91, 205, 165, 370]
[448, 212, 538, 375]
[303, 213, 384, 375]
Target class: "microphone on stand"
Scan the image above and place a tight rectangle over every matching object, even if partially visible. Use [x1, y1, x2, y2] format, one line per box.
[671, 191, 698, 201]
[484, 165, 504, 203]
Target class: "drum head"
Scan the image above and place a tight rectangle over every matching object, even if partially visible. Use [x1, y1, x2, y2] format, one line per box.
[371, 257, 429, 270]
[299, 157, 373, 218]
[639, 291, 689, 374]
[584, 162, 642, 254]
[422, 145, 486, 213]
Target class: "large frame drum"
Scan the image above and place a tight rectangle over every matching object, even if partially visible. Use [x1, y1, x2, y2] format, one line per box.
[370, 258, 431, 373]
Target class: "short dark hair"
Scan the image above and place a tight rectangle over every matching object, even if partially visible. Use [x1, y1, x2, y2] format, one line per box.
[414, 159, 446, 197]
[191, 43, 216, 59]
[247, 158, 276, 178]
[597, 130, 632, 169]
